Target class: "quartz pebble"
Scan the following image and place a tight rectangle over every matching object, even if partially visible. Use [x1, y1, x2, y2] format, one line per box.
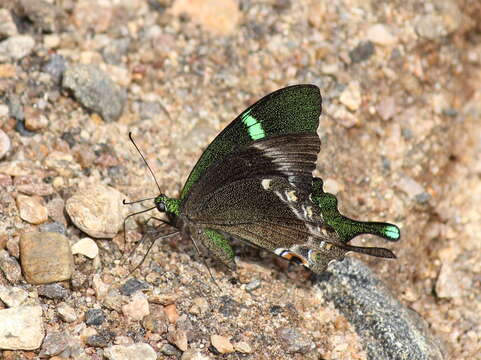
[103, 343, 157, 360]
[0, 305, 44, 350]
[66, 185, 127, 238]
[366, 24, 397, 45]
[57, 302, 77, 322]
[71, 238, 99, 259]
[210, 334, 234, 354]
[20, 232, 74, 284]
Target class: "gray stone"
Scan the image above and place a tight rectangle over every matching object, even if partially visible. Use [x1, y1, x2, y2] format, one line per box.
[39, 332, 68, 357]
[315, 258, 445, 360]
[0, 35, 35, 62]
[62, 64, 127, 122]
[0, 286, 28, 307]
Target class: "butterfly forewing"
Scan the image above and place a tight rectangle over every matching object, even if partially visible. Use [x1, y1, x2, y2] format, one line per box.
[180, 85, 322, 199]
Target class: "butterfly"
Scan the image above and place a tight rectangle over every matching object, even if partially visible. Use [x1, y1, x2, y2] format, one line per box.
[129, 85, 400, 275]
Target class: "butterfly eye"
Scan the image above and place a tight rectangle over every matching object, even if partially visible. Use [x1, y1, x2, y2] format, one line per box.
[156, 201, 166, 212]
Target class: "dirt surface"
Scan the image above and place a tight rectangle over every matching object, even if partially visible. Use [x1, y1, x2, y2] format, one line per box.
[0, 0, 480, 359]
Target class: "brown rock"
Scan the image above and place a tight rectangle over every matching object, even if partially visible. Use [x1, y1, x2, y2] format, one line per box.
[20, 232, 74, 284]
[164, 303, 180, 324]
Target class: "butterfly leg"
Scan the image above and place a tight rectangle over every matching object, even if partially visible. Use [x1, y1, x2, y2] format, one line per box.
[191, 228, 237, 271]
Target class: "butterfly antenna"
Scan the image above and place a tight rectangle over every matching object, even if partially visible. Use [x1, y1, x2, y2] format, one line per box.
[129, 132, 162, 193]
[190, 237, 222, 292]
[123, 197, 156, 205]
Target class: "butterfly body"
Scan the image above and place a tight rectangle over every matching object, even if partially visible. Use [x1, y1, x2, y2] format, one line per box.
[151, 85, 400, 274]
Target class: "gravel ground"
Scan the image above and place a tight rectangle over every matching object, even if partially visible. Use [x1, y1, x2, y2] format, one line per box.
[0, 0, 480, 359]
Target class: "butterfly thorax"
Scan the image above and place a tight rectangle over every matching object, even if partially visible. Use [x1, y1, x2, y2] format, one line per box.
[154, 194, 182, 224]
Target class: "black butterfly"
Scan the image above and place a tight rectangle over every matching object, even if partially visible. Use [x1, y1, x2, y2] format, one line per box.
[130, 85, 400, 274]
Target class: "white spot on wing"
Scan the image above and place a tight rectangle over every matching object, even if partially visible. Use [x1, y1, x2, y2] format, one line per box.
[261, 179, 272, 190]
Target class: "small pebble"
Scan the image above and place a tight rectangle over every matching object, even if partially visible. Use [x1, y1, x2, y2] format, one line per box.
[38, 332, 68, 357]
[57, 302, 77, 322]
[276, 327, 313, 354]
[86, 331, 114, 348]
[160, 343, 181, 356]
[71, 238, 99, 259]
[189, 297, 209, 315]
[121, 293, 149, 321]
[39, 221, 67, 235]
[0, 9, 18, 38]
[366, 24, 397, 45]
[20, 0, 59, 33]
[24, 107, 48, 131]
[0, 250, 22, 283]
[103, 343, 157, 360]
[62, 64, 127, 122]
[37, 284, 69, 300]
[164, 303, 180, 323]
[234, 341, 253, 354]
[171, 0, 240, 36]
[168, 329, 188, 352]
[0, 35, 35, 62]
[0, 305, 44, 350]
[20, 232, 74, 285]
[85, 308, 106, 326]
[210, 334, 234, 354]
[0, 129, 11, 159]
[149, 292, 178, 305]
[120, 278, 149, 296]
[65, 185, 127, 238]
[245, 279, 261, 292]
[396, 175, 428, 202]
[339, 82, 362, 112]
[16, 194, 49, 225]
[349, 41, 375, 63]
[181, 350, 211, 360]
[0, 286, 28, 307]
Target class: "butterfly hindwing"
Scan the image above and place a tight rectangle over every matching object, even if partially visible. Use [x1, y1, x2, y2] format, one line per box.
[180, 85, 322, 199]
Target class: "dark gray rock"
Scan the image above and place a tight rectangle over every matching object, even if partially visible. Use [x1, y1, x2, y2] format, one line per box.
[120, 278, 149, 296]
[315, 258, 445, 360]
[62, 64, 127, 122]
[85, 308, 106, 326]
[349, 41, 375, 63]
[38, 283, 69, 299]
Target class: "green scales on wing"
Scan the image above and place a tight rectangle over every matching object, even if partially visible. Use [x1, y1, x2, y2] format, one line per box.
[152, 85, 400, 274]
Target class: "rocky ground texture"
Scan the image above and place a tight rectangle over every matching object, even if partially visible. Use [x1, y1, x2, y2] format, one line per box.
[0, 0, 480, 359]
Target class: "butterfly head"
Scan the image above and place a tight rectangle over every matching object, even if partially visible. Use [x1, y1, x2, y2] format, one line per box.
[154, 194, 181, 216]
